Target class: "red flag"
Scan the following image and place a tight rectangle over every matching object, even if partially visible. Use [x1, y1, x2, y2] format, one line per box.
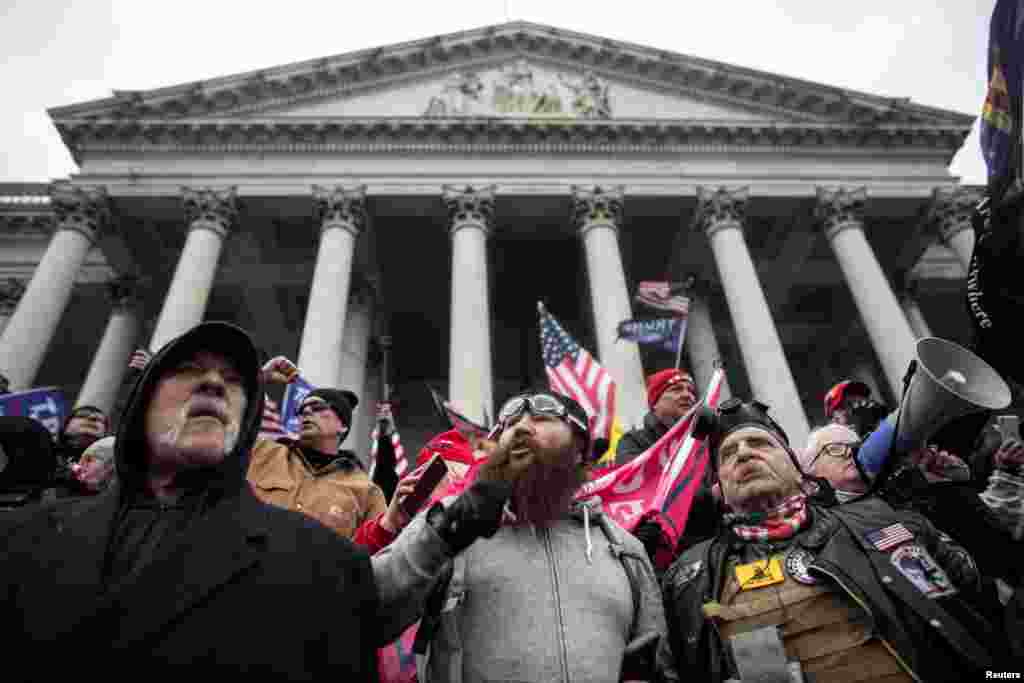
[575, 369, 725, 547]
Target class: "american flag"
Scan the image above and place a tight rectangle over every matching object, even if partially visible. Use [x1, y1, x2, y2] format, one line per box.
[538, 302, 616, 445]
[635, 281, 690, 316]
[865, 523, 914, 551]
[259, 396, 295, 441]
[370, 427, 407, 476]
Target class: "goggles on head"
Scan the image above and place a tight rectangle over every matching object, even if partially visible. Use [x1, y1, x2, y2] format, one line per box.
[694, 398, 792, 462]
[493, 393, 592, 455]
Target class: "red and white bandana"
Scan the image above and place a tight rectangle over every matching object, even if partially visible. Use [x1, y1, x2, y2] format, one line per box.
[727, 493, 809, 542]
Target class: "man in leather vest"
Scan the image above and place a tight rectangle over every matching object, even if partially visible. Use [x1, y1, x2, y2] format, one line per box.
[658, 398, 1009, 682]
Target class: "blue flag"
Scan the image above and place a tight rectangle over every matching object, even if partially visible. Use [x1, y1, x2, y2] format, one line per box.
[0, 387, 68, 437]
[982, 0, 1024, 183]
[280, 377, 314, 435]
[616, 317, 686, 353]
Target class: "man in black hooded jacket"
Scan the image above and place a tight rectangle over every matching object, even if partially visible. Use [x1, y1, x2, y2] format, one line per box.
[0, 321, 520, 679]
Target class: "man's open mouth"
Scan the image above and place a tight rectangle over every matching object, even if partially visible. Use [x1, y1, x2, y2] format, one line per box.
[187, 397, 228, 425]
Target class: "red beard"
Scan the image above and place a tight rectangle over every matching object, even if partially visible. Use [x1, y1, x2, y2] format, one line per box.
[510, 449, 586, 527]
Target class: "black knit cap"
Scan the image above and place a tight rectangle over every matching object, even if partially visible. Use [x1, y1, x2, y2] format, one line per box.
[697, 398, 790, 468]
[302, 388, 359, 428]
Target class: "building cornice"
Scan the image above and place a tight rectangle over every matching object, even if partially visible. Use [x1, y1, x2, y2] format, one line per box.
[54, 117, 968, 162]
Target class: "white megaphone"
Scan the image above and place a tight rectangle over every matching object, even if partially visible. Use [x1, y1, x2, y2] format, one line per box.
[857, 337, 1013, 478]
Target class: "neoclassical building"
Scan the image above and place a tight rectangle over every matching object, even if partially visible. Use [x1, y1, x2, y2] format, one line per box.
[0, 21, 978, 457]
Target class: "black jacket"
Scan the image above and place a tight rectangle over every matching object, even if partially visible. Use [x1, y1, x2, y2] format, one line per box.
[659, 496, 1007, 683]
[1, 323, 378, 680]
[616, 412, 668, 464]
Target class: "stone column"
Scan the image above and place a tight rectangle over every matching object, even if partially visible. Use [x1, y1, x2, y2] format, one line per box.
[816, 187, 917, 397]
[900, 282, 933, 339]
[572, 186, 648, 429]
[77, 276, 142, 412]
[0, 278, 27, 336]
[927, 186, 982, 273]
[683, 277, 732, 401]
[338, 278, 375, 457]
[357, 356, 383, 468]
[296, 185, 365, 389]
[444, 185, 495, 425]
[695, 186, 809, 444]
[149, 187, 237, 352]
[0, 184, 109, 390]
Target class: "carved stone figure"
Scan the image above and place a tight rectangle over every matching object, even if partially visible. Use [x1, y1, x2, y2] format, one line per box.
[424, 72, 485, 116]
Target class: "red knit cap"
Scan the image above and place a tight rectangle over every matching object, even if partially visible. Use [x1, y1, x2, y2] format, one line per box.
[823, 380, 871, 418]
[647, 368, 692, 408]
[416, 429, 478, 468]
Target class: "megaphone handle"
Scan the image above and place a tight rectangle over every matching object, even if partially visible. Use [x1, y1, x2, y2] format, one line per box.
[869, 360, 918, 494]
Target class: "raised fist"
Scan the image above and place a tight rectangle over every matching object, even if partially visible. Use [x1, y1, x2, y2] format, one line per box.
[261, 356, 300, 385]
[128, 349, 152, 371]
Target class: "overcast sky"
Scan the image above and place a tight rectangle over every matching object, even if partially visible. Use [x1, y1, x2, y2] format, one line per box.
[0, 0, 995, 184]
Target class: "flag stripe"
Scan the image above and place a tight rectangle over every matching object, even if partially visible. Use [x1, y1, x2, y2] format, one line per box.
[539, 305, 616, 447]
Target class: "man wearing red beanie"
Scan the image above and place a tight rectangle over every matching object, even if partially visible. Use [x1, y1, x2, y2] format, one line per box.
[618, 368, 724, 562]
[616, 368, 697, 464]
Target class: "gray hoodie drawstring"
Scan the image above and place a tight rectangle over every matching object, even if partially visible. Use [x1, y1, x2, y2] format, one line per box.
[584, 503, 593, 564]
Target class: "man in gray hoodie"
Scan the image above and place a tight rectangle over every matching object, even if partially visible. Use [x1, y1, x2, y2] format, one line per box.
[376, 389, 670, 683]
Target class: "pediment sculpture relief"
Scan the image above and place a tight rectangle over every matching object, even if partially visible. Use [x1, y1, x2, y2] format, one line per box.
[424, 60, 612, 119]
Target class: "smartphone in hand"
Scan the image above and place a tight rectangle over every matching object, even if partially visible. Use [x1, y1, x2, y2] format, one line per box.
[400, 454, 449, 518]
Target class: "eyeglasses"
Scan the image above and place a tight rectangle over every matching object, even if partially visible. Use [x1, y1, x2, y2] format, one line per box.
[299, 401, 332, 417]
[497, 394, 589, 435]
[810, 441, 860, 467]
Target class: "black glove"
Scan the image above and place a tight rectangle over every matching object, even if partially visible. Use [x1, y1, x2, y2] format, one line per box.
[426, 479, 513, 555]
[632, 517, 666, 564]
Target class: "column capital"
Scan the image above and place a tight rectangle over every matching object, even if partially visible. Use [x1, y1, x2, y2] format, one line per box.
[106, 275, 143, 312]
[693, 186, 748, 238]
[443, 185, 495, 236]
[571, 185, 624, 236]
[50, 182, 111, 245]
[0, 277, 27, 317]
[926, 186, 982, 246]
[182, 186, 238, 239]
[313, 184, 366, 237]
[815, 186, 867, 240]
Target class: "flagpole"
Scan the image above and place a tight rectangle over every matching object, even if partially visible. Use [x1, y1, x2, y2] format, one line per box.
[673, 318, 685, 369]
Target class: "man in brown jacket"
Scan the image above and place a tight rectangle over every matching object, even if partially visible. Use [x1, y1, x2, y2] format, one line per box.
[248, 387, 387, 538]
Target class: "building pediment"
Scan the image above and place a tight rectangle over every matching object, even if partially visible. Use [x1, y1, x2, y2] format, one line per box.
[50, 21, 973, 130]
[267, 58, 785, 122]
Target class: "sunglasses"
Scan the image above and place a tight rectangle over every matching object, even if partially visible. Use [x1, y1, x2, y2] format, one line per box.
[299, 401, 332, 417]
[496, 394, 590, 436]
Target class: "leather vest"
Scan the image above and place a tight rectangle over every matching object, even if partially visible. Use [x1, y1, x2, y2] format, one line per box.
[709, 555, 914, 682]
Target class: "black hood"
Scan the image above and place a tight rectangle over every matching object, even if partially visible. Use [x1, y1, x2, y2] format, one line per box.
[113, 321, 264, 501]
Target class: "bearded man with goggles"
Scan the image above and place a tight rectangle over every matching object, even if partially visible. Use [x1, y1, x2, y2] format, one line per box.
[377, 389, 671, 683]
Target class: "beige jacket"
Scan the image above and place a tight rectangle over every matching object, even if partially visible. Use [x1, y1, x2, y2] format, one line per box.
[247, 439, 387, 539]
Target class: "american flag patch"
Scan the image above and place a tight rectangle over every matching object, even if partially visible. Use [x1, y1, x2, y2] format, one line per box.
[866, 523, 914, 551]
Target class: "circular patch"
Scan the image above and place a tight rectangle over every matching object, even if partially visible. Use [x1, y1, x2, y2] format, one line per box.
[784, 547, 818, 585]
